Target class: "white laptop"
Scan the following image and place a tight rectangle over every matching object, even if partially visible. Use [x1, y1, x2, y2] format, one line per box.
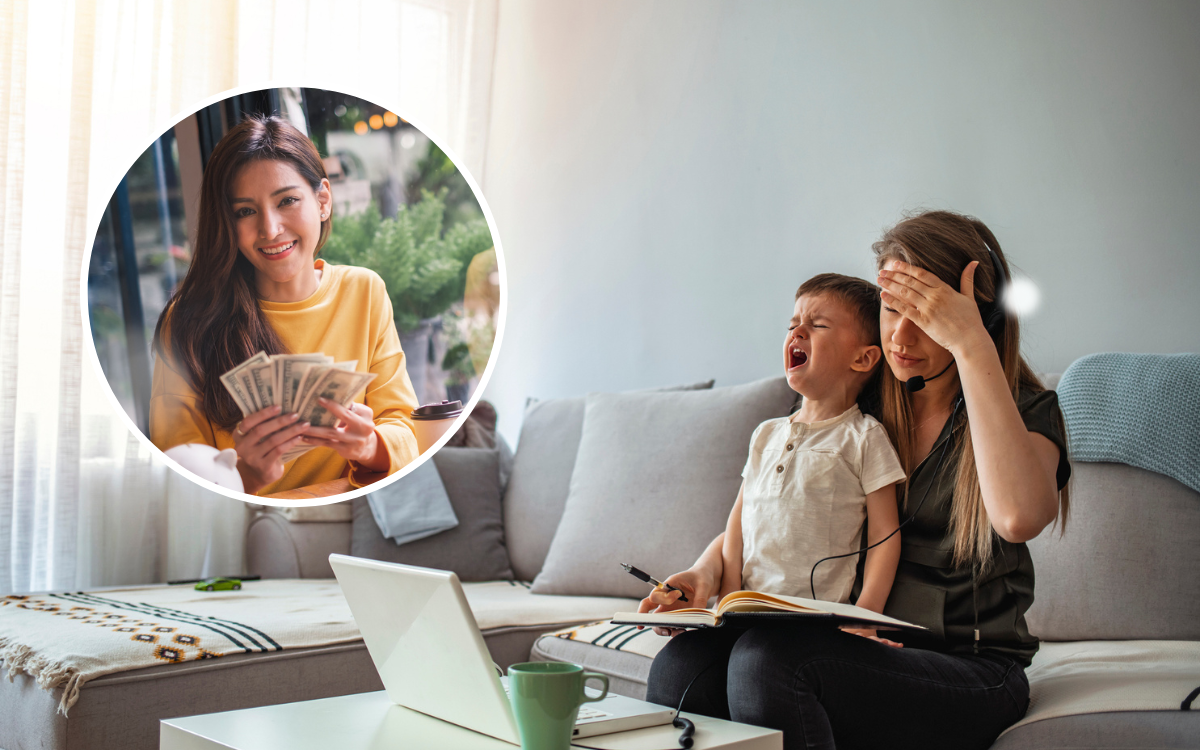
[329, 553, 676, 743]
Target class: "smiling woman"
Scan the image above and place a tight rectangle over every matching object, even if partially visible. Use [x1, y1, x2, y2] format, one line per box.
[231, 159, 331, 302]
[149, 116, 420, 496]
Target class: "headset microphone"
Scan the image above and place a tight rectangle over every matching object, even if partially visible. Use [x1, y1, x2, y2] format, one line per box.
[904, 361, 955, 393]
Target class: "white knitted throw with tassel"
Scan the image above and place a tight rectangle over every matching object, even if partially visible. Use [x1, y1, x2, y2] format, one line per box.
[0, 580, 359, 715]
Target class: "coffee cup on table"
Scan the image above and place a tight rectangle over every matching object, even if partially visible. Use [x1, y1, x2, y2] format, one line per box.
[410, 400, 463, 453]
[507, 662, 609, 750]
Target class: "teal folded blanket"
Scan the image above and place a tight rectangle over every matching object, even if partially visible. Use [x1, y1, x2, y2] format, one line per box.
[366, 459, 459, 545]
[1057, 352, 1200, 493]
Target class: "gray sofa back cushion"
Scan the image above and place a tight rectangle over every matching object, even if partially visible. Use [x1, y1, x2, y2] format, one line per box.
[1026, 461, 1200, 641]
[351, 447, 514, 581]
[503, 380, 714, 582]
[530, 377, 799, 598]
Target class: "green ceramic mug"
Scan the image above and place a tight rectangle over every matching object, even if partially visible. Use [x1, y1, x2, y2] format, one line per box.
[507, 661, 609, 750]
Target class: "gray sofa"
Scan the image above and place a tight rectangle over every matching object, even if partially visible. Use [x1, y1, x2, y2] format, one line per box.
[2, 373, 1196, 750]
[248, 372, 1200, 747]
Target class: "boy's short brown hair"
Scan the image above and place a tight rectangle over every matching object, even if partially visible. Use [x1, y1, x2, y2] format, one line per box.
[795, 273, 881, 347]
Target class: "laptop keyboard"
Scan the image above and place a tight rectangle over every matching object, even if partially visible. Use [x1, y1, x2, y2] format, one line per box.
[575, 705, 611, 721]
[502, 685, 611, 722]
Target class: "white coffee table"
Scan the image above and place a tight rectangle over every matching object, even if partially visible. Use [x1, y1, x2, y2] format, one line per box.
[160, 690, 782, 750]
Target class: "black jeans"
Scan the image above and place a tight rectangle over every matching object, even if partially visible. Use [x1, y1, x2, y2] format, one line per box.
[645, 625, 1029, 750]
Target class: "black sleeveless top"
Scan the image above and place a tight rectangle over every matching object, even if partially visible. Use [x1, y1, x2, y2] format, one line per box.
[879, 389, 1071, 667]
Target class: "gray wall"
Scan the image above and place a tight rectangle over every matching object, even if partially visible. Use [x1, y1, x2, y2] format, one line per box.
[481, 0, 1200, 442]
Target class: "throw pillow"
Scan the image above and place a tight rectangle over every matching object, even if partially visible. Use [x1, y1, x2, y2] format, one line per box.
[504, 380, 714, 582]
[1026, 461, 1200, 641]
[351, 447, 514, 581]
[530, 377, 798, 598]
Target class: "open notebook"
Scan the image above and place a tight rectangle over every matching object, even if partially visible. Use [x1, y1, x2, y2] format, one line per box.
[612, 590, 926, 631]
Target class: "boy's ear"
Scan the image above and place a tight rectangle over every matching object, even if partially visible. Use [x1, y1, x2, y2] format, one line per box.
[850, 344, 882, 374]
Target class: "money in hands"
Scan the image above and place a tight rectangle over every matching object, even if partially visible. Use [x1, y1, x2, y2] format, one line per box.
[220, 352, 377, 463]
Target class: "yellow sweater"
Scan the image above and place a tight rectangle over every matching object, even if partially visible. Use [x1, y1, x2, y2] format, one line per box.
[149, 260, 420, 494]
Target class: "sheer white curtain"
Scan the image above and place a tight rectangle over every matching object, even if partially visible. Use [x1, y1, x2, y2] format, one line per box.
[0, 0, 498, 595]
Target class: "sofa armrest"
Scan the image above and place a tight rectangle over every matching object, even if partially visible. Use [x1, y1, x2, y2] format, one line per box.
[245, 511, 351, 579]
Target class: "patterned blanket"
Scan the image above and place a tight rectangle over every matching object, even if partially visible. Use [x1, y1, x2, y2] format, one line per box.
[0, 580, 359, 715]
[545, 619, 669, 660]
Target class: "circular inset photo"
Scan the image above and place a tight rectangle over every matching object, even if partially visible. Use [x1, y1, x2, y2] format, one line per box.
[85, 87, 504, 504]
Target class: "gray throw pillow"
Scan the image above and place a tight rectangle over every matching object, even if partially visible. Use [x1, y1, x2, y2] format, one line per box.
[1026, 461, 1200, 641]
[352, 447, 514, 581]
[530, 377, 798, 598]
[504, 380, 715, 582]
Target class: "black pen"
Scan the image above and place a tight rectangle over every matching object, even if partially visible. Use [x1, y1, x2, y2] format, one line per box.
[620, 563, 688, 603]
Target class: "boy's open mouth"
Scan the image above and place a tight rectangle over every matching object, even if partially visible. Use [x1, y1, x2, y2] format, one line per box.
[788, 348, 808, 370]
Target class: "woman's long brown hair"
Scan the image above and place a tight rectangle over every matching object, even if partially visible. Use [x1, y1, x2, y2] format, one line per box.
[153, 115, 331, 432]
[872, 210, 1069, 571]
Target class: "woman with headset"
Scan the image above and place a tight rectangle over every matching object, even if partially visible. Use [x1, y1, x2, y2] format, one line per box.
[149, 115, 420, 495]
[641, 210, 1071, 750]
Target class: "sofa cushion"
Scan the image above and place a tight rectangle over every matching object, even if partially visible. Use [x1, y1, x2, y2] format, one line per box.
[531, 377, 798, 598]
[991, 640, 1200, 749]
[351, 447, 514, 582]
[991, 711, 1200, 749]
[503, 380, 715, 583]
[1026, 462, 1200, 641]
[531, 620, 669, 700]
[461, 581, 639, 631]
[459, 581, 641, 669]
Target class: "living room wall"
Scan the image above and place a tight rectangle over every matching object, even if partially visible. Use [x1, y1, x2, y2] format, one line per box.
[480, 0, 1200, 442]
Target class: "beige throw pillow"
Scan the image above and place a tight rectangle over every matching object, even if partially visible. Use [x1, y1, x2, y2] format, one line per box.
[530, 377, 798, 598]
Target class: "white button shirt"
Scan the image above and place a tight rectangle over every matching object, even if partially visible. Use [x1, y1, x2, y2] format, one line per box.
[740, 404, 906, 603]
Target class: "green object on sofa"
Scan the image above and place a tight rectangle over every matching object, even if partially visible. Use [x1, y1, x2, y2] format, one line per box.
[193, 577, 241, 592]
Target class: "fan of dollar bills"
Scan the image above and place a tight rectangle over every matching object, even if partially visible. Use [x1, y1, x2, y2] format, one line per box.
[220, 353, 377, 464]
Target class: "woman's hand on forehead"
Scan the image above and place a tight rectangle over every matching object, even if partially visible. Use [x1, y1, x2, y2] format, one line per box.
[880, 259, 942, 291]
[878, 259, 991, 357]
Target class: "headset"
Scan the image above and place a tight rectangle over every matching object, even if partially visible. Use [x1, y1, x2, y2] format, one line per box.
[808, 239, 1010, 603]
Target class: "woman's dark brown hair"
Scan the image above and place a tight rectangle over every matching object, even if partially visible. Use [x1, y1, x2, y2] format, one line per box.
[872, 210, 1069, 570]
[153, 115, 330, 431]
